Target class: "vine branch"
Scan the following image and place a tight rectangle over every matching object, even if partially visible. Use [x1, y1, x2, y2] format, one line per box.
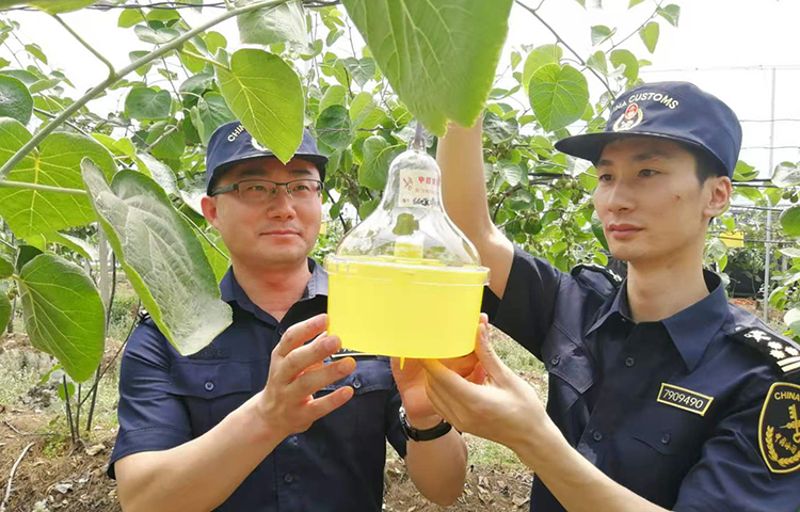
[52, 14, 114, 75]
[0, 442, 34, 512]
[0, 0, 291, 181]
[514, 0, 614, 97]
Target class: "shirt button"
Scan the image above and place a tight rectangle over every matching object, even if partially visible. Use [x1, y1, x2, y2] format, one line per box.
[284, 473, 294, 484]
[550, 355, 561, 367]
[288, 436, 299, 446]
[661, 433, 672, 445]
[352, 379, 362, 389]
[204, 381, 215, 392]
[592, 430, 603, 442]
[624, 356, 635, 367]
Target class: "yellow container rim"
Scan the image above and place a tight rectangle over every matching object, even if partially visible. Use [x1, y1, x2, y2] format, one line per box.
[325, 254, 489, 285]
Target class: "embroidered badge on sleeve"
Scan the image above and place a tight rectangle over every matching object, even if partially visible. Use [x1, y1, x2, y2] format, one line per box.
[759, 382, 800, 474]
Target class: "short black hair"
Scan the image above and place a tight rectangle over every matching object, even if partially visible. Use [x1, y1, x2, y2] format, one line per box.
[683, 143, 727, 184]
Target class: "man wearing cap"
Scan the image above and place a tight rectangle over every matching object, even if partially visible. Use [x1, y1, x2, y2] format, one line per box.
[425, 81, 800, 511]
[107, 121, 470, 511]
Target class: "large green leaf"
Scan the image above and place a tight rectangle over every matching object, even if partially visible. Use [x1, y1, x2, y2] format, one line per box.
[125, 86, 172, 120]
[0, 292, 9, 333]
[17, 253, 105, 382]
[529, 64, 589, 132]
[0, 75, 32, 124]
[342, 0, 513, 135]
[0, 118, 116, 239]
[217, 49, 304, 163]
[81, 160, 231, 355]
[236, 0, 307, 47]
[781, 206, 800, 238]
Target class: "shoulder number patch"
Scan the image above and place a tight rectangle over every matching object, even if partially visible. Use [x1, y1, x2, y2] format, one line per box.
[759, 381, 800, 474]
[657, 383, 714, 416]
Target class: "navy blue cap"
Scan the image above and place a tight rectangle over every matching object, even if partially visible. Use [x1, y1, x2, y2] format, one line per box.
[555, 81, 742, 178]
[205, 121, 328, 193]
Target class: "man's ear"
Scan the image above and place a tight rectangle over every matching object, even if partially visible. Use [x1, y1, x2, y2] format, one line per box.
[705, 176, 732, 219]
[201, 195, 219, 228]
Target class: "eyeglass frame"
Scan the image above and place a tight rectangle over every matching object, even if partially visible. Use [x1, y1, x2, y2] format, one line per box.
[208, 178, 324, 202]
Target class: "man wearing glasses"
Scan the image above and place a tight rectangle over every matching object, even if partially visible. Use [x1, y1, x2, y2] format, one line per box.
[107, 121, 468, 511]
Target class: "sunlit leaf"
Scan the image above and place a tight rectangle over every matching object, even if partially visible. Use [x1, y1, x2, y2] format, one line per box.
[529, 64, 589, 132]
[342, 0, 513, 135]
[217, 49, 304, 163]
[17, 253, 105, 382]
[0, 118, 116, 239]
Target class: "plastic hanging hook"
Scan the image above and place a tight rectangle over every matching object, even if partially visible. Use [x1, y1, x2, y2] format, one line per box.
[411, 120, 426, 152]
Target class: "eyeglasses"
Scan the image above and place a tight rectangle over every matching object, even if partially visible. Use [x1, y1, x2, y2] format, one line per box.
[210, 178, 323, 204]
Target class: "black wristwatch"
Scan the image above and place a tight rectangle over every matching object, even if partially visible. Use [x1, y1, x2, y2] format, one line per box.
[399, 406, 452, 442]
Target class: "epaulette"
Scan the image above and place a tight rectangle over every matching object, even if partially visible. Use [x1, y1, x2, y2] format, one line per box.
[731, 327, 800, 376]
[571, 264, 623, 286]
[137, 308, 151, 324]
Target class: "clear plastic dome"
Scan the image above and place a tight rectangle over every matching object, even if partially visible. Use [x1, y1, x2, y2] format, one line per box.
[325, 126, 489, 359]
[332, 146, 481, 266]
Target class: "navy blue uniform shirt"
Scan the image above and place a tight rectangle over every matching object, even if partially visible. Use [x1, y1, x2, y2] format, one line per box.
[108, 260, 407, 511]
[484, 248, 800, 512]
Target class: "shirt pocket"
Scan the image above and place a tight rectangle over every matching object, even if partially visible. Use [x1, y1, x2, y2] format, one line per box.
[541, 326, 594, 415]
[169, 361, 254, 435]
[620, 408, 709, 503]
[315, 357, 396, 441]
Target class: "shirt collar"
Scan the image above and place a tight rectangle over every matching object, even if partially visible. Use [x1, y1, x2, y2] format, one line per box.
[587, 284, 632, 335]
[219, 259, 328, 321]
[661, 270, 729, 371]
[587, 270, 729, 371]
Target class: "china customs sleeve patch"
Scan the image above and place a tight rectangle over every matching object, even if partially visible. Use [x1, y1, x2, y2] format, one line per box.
[758, 382, 800, 474]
